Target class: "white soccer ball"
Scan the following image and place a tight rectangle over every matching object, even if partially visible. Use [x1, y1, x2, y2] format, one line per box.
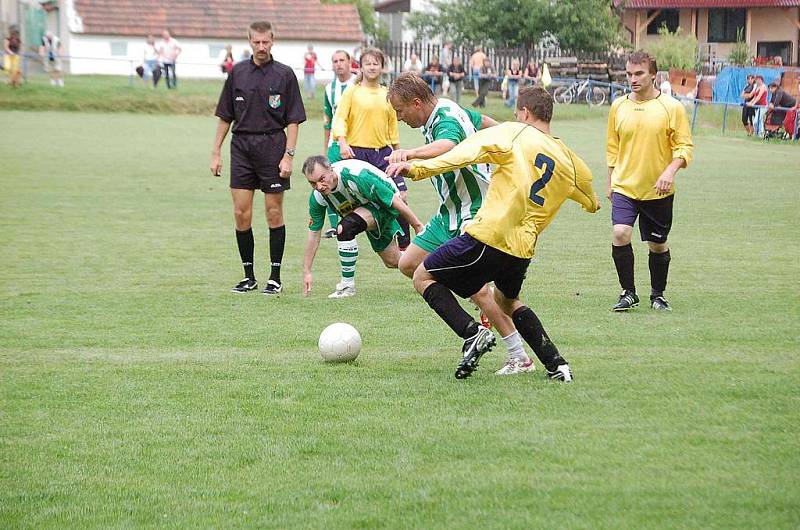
[318, 322, 361, 362]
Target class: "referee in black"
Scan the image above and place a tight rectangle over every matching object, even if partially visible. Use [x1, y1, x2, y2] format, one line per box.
[210, 20, 306, 295]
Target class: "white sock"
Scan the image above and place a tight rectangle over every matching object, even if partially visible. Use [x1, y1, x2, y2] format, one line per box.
[502, 331, 528, 361]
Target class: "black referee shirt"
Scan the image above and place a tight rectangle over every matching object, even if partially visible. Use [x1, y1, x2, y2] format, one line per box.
[215, 57, 306, 134]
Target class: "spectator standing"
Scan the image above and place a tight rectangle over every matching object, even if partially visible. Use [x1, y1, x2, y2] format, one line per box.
[303, 44, 321, 99]
[39, 31, 63, 87]
[423, 54, 444, 93]
[209, 20, 306, 295]
[740, 74, 756, 136]
[469, 46, 486, 96]
[142, 35, 159, 87]
[472, 57, 495, 108]
[220, 44, 235, 77]
[523, 58, 539, 86]
[748, 76, 768, 136]
[3, 26, 22, 88]
[447, 55, 466, 103]
[157, 29, 181, 89]
[606, 51, 693, 312]
[505, 58, 522, 107]
[403, 53, 423, 75]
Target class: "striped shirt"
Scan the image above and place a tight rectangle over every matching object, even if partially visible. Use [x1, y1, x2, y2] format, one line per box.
[323, 75, 356, 144]
[308, 159, 399, 231]
[422, 98, 491, 231]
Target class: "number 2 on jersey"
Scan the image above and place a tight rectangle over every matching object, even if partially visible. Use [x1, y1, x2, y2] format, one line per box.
[529, 153, 555, 206]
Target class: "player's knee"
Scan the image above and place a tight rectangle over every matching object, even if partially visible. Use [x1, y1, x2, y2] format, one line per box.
[398, 252, 418, 278]
[337, 213, 367, 241]
[612, 225, 632, 245]
[412, 267, 432, 294]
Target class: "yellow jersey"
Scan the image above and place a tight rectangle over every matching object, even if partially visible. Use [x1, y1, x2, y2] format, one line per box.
[331, 84, 400, 149]
[408, 121, 600, 259]
[606, 93, 693, 200]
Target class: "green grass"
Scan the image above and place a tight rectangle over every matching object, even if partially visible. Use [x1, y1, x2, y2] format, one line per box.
[1, 107, 799, 529]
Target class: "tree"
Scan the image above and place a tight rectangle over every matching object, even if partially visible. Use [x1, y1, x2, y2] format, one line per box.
[407, 0, 623, 51]
[322, 0, 388, 41]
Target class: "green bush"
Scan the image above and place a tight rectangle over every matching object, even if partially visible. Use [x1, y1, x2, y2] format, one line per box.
[728, 28, 751, 66]
[646, 25, 699, 72]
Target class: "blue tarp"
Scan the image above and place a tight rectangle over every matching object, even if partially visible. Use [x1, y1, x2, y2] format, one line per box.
[713, 66, 783, 104]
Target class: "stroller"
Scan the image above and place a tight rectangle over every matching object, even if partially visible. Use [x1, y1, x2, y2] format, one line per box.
[763, 109, 789, 140]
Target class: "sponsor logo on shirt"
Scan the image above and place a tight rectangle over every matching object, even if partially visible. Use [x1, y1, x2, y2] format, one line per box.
[268, 94, 282, 109]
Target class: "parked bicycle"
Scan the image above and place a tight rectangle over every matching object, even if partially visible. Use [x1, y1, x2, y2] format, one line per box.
[553, 78, 606, 106]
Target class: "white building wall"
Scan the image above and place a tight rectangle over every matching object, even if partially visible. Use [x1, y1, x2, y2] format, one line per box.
[66, 34, 360, 80]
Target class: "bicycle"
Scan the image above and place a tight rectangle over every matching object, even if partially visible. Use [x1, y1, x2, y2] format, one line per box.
[553, 78, 606, 106]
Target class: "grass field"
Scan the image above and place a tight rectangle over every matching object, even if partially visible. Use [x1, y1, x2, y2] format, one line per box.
[1, 98, 799, 527]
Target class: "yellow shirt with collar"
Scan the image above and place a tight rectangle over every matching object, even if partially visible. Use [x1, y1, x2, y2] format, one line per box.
[331, 83, 399, 148]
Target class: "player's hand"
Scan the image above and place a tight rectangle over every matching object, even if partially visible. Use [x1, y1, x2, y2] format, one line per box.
[605, 184, 612, 201]
[210, 153, 222, 177]
[386, 149, 410, 164]
[338, 139, 355, 159]
[303, 272, 313, 296]
[279, 155, 293, 179]
[386, 162, 411, 178]
[654, 170, 675, 196]
[412, 222, 424, 234]
[594, 193, 602, 210]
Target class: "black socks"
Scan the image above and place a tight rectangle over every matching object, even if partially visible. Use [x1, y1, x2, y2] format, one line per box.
[236, 228, 255, 280]
[512, 306, 566, 371]
[612, 243, 635, 293]
[269, 225, 286, 283]
[649, 249, 671, 297]
[422, 282, 479, 339]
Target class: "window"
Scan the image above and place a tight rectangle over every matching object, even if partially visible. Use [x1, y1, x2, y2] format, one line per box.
[708, 9, 745, 43]
[110, 41, 128, 56]
[209, 44, 226, 59]
[647, 9, 679, 35]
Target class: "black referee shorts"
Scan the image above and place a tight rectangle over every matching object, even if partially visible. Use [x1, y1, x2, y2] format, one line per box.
[230, 132, 290, 193]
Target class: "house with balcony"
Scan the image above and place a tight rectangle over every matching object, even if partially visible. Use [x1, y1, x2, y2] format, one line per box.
[616, 0, 800, 66]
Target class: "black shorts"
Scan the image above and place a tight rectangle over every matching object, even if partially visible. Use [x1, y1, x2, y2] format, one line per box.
[611, 192, 673, 244]
[230, 133, 290, 193]
[423, 233, 530, 299]
[742, 106, 756, 126]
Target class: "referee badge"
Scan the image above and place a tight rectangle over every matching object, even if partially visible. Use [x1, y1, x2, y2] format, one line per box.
[268, 94, 282, 109]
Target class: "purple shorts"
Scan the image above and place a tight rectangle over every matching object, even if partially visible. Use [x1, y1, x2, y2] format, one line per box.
[611, 192, 673, 244]
[353, 145, 407, 191]
[423, 233, 530, 299]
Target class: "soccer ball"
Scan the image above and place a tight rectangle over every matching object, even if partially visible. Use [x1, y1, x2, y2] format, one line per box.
[318, 322, 361, 362]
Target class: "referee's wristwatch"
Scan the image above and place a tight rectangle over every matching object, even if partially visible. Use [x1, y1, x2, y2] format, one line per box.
[285, 148, 296, 157]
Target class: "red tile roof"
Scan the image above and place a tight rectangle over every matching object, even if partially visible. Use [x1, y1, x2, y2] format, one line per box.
[72, 0, 364, 42]
[618, 0, 800, 7]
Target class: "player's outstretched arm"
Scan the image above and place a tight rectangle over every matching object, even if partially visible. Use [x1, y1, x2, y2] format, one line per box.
[480, 114, 499, 129]
[303, 230, 322, 296]
[386, 139, 457, 164]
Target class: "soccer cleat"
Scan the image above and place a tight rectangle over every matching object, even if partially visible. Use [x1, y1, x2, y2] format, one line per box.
[455, 327, 496, 379]
[479, 312, 492, 329]
[612, 290, 640, 311]
[328, 282, 356, 299]
[231, 278, 257, 293]
[262, 279, 283, 295]
[650, 295, 672, 311]
[323, 228, 337, 239]
[495, 357, 535, 375]
[546, 364, 573, 382]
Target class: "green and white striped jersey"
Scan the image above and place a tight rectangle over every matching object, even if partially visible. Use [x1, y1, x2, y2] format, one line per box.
[308, 159, 399, 231]
[421, 98, 491, 231]
[323, 75, 356, 145]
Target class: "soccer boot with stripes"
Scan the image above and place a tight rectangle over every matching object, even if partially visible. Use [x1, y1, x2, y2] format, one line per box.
[546, 364, 573, 383]
[262, 279, 283, 295]
[455, 326, 496, 379]
[231, 278, 257, 293]
[612, 290, 639, 311]
[650, 295, 672, 311]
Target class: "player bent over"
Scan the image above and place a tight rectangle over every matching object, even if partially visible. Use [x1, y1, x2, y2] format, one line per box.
[302, 156, 423, 298]
[388, 86, 600, 380]
[387, 72, 534, 375]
